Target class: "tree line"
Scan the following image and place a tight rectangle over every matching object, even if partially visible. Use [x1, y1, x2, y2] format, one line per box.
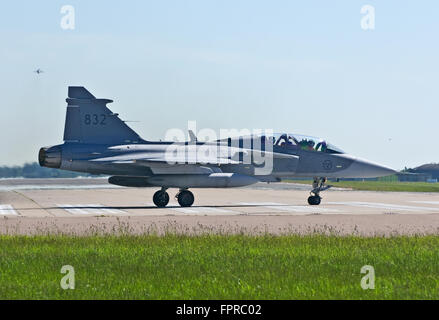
[0, 162, 93, 178]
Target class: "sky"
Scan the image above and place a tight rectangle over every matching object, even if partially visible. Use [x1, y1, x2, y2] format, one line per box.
[0, 1, 438, 169]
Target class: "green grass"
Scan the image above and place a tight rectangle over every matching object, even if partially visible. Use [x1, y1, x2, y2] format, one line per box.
[1, 235, 439, 299]
[288, 180, 439, 192]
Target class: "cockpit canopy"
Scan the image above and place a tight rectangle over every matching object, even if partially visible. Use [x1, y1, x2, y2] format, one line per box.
[266, 133, 344, 154]
[216, 133, 345, 154]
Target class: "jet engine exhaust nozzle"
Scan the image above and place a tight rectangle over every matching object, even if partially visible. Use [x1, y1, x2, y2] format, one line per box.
[38, 146, 62, 169]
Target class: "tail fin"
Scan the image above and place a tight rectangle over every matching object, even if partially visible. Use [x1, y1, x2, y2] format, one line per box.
[63, 87, 143, 144]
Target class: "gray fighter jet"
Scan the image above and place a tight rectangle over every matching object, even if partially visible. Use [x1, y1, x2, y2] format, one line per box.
[39, 87, 396, 207]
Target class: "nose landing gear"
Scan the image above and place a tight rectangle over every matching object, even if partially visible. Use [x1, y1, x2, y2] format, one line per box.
[307, 177, 331, 206]
[307, 195, 321, 205]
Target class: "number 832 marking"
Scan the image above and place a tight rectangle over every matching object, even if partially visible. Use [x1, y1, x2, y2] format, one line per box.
[84, 114, 106, 125]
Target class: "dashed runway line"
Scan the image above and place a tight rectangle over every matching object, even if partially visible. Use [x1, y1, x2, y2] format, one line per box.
[328, 201, 439, 212]
[0, 204, 18, 215]
[144, 202, 238, 215]
[56, 204, 127, 215]
[239, 202, 341, 214]
[154, 202, 340, 215]
[169, 206, 236, 215]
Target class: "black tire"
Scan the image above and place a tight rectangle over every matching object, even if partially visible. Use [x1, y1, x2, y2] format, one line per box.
[153, 190, 169, 208]
[177, 190, 194, 207]
[307, 195, 321, 206]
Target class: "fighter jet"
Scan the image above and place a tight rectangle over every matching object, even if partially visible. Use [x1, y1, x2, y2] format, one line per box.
[34, 69, 44, 74]
[39, 87, 396, 207]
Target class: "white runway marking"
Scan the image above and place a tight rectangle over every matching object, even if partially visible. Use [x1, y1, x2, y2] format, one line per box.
[239, 202, 340, 214]
[411, 201, 439, 205]
[169, 206, 235, 215]
[145, 202, 236, 215]
[328, 201, 439, 212]
[57, 204, 126, 215]
[0, 204, 18, 215]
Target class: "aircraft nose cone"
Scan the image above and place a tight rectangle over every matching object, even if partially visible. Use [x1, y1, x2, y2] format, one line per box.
[344, 158, 397, 178]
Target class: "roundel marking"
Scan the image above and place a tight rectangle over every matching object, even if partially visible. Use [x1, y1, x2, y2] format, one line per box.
[322, 159, 333, 171]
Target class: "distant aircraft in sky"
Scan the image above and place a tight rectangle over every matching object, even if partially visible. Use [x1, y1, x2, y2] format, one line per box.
[34, 69, 44, 74]
[39, 87, 396, 207]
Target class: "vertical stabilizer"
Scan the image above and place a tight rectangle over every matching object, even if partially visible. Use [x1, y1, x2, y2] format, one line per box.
[63, 87, 142, 144]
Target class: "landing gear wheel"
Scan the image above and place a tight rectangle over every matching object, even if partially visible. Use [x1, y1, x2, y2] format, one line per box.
[177, 190, 194, 207]
[153, 190, 169, 208]
[307, 177, 330, 206]
[307, 195, 321, 206]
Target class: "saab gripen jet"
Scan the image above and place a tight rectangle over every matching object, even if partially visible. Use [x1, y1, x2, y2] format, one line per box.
[39, 87, 396, 207]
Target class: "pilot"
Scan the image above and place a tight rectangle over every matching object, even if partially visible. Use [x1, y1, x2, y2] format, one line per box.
[299, 139, 309, 150]
[307, 140, 315, 151]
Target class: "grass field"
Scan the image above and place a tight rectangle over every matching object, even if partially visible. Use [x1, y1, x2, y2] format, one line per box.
[288, 180, 439, 192]
[1, 235, 438, 299]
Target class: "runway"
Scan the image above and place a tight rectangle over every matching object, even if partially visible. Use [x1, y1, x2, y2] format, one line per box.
[1, 178, 439, 236]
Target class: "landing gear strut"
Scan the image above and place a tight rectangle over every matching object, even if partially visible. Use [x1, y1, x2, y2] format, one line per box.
[307, 177, 331, 206]
[153, 188, 169, 208]
[176, 189, 194, 207]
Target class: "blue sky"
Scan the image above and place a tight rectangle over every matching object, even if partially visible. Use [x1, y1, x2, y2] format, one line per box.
[0, 1, 438, 169]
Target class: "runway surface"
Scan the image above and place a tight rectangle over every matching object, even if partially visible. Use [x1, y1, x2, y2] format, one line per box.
[1, 178, 439, 236]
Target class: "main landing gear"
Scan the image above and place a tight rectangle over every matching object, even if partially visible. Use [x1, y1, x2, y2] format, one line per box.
[176, 189, 195, 207]
[153, 188, 170, 208]
[307, 177, 331, 206]
[152, 188, 194, 208]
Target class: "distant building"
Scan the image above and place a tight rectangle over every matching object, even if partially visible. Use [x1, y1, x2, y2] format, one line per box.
[409, 163, 439, 180]
[396, 172, 431, 182]
[337, 171, 434, 183]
